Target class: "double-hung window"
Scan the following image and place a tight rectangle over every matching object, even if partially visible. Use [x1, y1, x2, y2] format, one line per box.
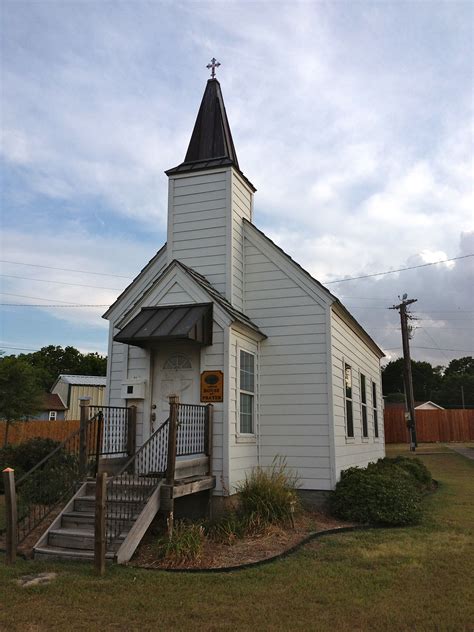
[372, 380, 379, 438]
[344, 363, 354, 438]
[240, 350, 255, 434]
[49, 411, 57, 421]
[361, 373, 368, 438]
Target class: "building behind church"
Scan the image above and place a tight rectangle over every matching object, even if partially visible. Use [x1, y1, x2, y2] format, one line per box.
[104, 75, 385, 504]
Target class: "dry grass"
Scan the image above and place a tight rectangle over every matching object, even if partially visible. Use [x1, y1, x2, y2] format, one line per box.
[0, 445, 473, 631]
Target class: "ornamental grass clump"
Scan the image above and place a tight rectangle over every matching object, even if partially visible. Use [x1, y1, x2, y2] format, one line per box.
[206, 511, 247, 545]
[236, 457, 300, 533]
[329, 465, 424, 527]
[156, 521, 205, 565]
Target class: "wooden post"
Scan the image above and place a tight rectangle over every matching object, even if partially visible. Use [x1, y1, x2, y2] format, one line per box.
[2, 468, 17, 565]
[94, 411, 103, 478]
[79, 396, 91, 479]
[205, 404, 214, 475]
[165, 395, 179, 535]
[166, 395, 179, 486]
[127, 405, 137, 457]
[94, 471, 107, 576]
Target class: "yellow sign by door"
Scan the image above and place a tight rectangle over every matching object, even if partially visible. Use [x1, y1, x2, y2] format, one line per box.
[200, 371, 224, 402]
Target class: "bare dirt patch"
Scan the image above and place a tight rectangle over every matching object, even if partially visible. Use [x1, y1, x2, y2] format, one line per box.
[130, 509, 353, 570]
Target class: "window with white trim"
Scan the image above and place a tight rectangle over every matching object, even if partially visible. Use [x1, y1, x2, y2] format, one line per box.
[344, 363, 354, 438]
[49, 411, 57, 421]
[372, 380, 379, 438]
[361, 373, 368, 438]
[239, 350, 255, 434]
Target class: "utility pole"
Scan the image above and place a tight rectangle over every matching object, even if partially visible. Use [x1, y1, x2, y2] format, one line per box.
[461, 385, 465, 410]
[390, 295, 418, 451]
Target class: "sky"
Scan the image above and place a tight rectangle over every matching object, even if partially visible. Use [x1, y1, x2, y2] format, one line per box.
[1, 0, 473, 367]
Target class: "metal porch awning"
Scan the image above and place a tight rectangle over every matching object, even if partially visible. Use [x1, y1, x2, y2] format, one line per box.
[114, 303, 213, 347]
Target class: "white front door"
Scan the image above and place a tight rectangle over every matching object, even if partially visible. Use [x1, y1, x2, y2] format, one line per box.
[151, 344, 200, 431]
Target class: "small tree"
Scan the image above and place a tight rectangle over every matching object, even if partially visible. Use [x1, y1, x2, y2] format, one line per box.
[0, 356, 44, 447]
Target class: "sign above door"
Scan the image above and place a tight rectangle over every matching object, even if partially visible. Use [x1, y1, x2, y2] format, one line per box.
[200, 371, 224, 402]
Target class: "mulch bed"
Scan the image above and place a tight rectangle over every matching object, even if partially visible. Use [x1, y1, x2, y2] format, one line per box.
[129, 510, 354, 571]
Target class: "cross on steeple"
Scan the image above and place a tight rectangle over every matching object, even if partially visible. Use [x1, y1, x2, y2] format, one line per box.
[206, 57, 221, 79]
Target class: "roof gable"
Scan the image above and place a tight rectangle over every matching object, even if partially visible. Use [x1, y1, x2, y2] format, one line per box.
[103, 244, 167, 322]
[117, 259, 265, 339]
[41, 393, 67, 411]
[243, 219, 384, 358]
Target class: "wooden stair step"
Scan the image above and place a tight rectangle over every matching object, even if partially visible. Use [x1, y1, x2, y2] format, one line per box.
[48, 527, 126, 551]
[34, 545, 116, 562]
[61, 510, 139, 529]
[74, 495, 144, 512]
[172, 475, 215, 498]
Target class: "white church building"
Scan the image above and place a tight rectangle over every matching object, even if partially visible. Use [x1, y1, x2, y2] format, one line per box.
[104, 75, 385, 502]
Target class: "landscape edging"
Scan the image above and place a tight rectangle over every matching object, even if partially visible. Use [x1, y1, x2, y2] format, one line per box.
[133, 525, 382, 574]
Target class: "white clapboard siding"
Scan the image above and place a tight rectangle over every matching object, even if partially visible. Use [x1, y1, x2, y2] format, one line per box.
[168, 170, 228, 295]
[330, 308, 385, 480]
[230, 170, 253, 312]
[167, 167, 253, 311]
[243, 234, 332, 490]
[228, 329, 259, 490]
[104, 245, 168, 445]
[201, 322, 226, 492]
[107, 278, 227, 491]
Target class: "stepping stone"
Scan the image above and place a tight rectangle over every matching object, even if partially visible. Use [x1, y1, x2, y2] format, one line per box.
[16, 572, 57, 588]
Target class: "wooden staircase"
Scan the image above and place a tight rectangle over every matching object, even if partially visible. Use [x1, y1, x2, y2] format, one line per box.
[33, 459, 214, 563]
[0, 399, 215, 566]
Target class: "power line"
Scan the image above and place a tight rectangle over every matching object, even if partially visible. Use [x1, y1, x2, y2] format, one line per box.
[324, 254, 474, 284]
[0, 260, 132, 279]
[417, 327, 451, 363]
[416, 318, 474, 322]
[384, 346, 474, 352]
[3, 253, 472, 289]
[0, 273, 123, 291]
[368, 326, 473, 332]
[0, 303, 109, 308]
[0, 292, 109, 307]
[0, 345, 42, 352]
[348, 305, 474, 313]
[0, 292, 82, 305]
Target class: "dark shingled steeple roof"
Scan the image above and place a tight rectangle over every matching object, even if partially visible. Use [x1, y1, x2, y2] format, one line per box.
[185, 78, 238, 166]
[166, 79, 256, 188]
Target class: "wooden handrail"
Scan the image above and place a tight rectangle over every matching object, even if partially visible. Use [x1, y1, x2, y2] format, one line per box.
[166, 396, 179, 487]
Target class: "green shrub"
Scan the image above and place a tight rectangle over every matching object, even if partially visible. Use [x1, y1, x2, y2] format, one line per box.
[388, 456, 432, 490]
[0, 438, 61, 475]
[330, 465, 423, 526]
[236, 457, 299, 533]
[368, 457, 432, 492]
[156, 521, 205, 565]
[0, 437, 78, 503]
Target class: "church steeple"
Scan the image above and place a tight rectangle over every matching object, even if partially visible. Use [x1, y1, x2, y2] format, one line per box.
[165, 71, 256, 309]
[166, 78, 239, 175]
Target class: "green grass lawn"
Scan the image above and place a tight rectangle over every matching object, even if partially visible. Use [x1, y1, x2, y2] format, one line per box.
[1, 446, 473, 631]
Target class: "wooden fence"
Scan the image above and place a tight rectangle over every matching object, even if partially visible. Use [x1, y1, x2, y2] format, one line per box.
[384, 409, 474, 443]
[0, 420, 80, 447]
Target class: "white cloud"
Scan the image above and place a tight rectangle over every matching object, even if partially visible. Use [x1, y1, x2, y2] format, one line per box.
[0, 1, 472, 359]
